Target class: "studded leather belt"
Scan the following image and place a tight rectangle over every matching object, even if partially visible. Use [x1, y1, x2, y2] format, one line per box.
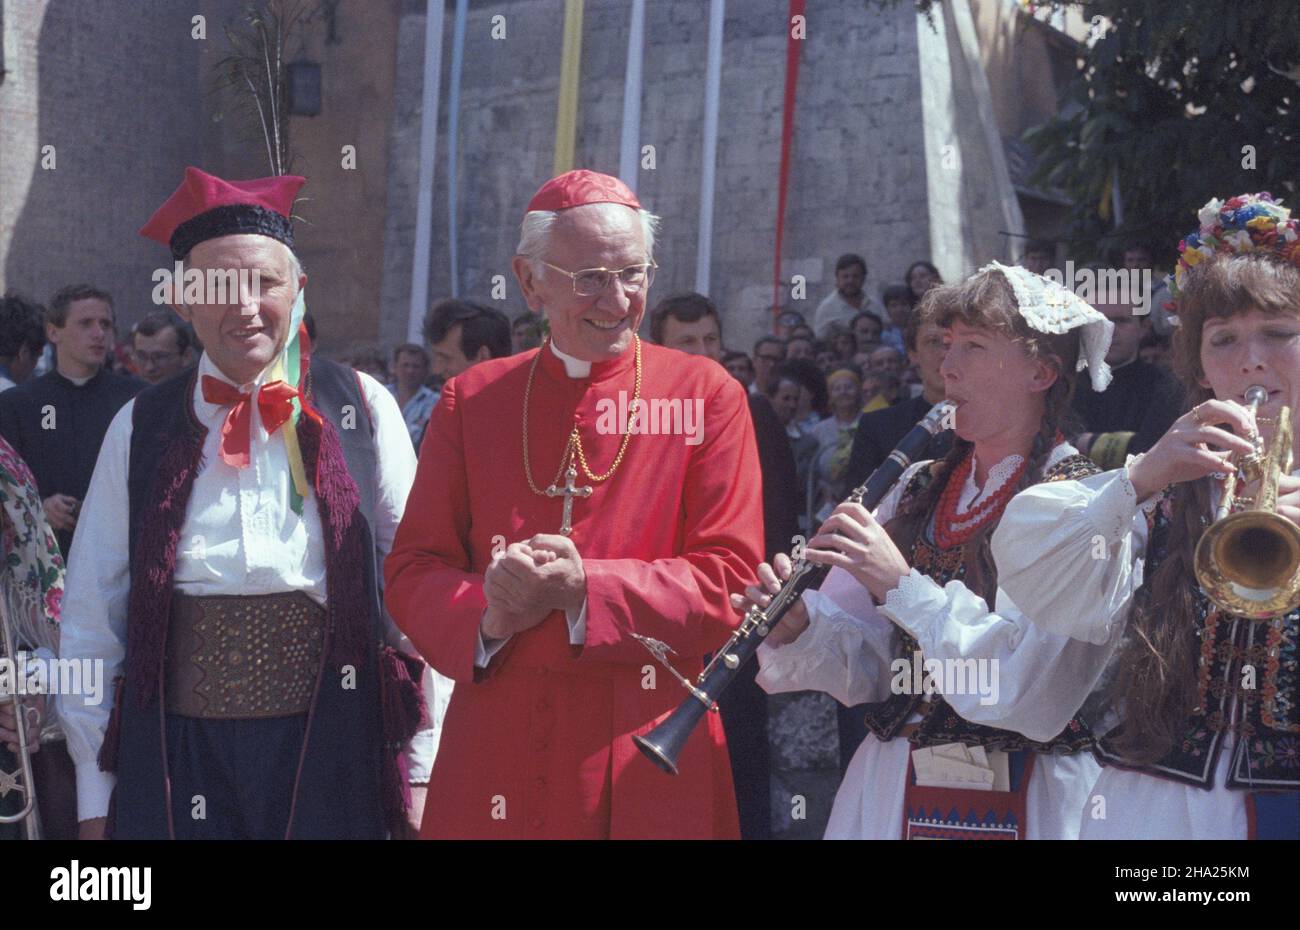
[164, 592, 326, 719]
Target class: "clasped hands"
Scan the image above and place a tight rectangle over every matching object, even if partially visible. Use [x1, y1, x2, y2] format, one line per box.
[481, 534, 586, 640]
[729, 502, 911, 647]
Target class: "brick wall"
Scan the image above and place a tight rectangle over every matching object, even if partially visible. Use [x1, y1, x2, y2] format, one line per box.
[0, 0, 206, 320]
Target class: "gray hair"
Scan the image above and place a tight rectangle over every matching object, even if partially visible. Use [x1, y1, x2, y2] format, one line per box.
[516, 204, 661, 271]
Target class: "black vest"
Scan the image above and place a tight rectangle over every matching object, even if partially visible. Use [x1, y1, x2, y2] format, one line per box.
[109, 359, 389, 838]
[860, 453, 1100, 753]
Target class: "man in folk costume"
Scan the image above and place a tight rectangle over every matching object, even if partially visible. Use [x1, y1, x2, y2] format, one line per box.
[58, 168, 426, 839]
[747, 263, 1116, 839]
[385, 170, 764, 839]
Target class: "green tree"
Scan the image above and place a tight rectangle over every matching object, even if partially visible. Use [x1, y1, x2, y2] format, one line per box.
[1022, 0, 1300, 263]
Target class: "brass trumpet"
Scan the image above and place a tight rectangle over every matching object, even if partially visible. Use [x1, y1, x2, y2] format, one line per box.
[0, 599, 42, 839]
[1193, 385, 1300, 619]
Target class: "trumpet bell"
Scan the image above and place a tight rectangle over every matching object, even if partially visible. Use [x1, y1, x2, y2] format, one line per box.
[1194, 510, 1300, 619]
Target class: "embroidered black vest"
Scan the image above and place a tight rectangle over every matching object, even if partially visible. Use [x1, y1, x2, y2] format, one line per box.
[104, 359, 422, 838]
[861, 453, 1100, 753]
[1095, 494, 1300, 790]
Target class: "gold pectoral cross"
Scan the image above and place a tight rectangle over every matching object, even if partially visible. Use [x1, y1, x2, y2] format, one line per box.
[546, 464, 593, 535]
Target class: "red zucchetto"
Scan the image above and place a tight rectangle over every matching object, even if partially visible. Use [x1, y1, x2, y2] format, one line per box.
[140, 166, 306, 260]
[524, 169, 641, 217]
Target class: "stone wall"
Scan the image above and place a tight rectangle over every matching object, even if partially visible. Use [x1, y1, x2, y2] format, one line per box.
[0, 0, 400, 356]
[0, 0, 207, 316]
[198, 0, 404, 357]
[2, 0, 1031, 363]
[379, 0, 939, 359]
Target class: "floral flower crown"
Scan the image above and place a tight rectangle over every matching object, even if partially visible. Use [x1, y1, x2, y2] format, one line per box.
[1167, 192, 1300, 305]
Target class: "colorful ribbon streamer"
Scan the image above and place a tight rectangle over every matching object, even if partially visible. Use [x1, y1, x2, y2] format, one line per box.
[695, 0, 726, 294]
[447, 0, 468, 297]
[618, 0, 647, 191]
[408, 0, 447, 343]
[773, 0, 807, 326]
[553, 0, 585, 174]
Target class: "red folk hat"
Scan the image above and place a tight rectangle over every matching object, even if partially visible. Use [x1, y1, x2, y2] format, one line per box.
[525, 169, 641, 217]
[140, 166, 306, 260]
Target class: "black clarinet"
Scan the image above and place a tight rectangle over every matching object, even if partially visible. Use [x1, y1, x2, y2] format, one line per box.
[632, 400, 953, 774]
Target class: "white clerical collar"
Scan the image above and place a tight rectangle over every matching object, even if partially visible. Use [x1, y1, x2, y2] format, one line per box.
[549, 339, 592, 379]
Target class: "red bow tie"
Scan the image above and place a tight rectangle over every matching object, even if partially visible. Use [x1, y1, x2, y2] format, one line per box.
[201, 375, 299, 468]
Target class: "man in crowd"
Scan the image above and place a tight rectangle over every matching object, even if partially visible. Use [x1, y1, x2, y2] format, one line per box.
[813, 253, 885, 337]
[1072, 294, 1182, 468]
[1123, 238, 1176, 336]
[386, 170, 763, 839]
[0, 285, 141, 556]
[426, 299, 512, 381]
[839, 310, 952, 771]
[850, 311, 883, 354]
[649, 293, 723, 358]
[0, 292, 47, 392]
[786, 335, 815, 362]
[512, 312, 544, 354]
[1020, 239, 1056, 275]
[868, 344, 906, 380]
[389, 342, 440, 449]
[845, 315, 950, 487]
[721, 350, 754, 390]
[751, 336, 786, 396]
[130, 310, 196, 385]
[58, 167, 427, 840]
[879, 284, 912, 352]
[650, 291, 800, 840]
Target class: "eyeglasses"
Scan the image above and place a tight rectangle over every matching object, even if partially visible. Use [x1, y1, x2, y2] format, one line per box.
[539, 260, 657, 297]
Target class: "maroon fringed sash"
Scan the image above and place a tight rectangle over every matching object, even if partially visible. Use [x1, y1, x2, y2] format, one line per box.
[378, 647, 429, 827]
[294, 409, 371, 672]
[123, 396, 207, 705]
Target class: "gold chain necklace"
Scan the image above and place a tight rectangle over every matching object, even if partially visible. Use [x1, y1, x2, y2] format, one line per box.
[522, 335, 643, 534]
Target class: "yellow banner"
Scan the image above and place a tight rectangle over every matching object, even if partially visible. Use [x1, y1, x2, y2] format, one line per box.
[553, 0, 585, 174]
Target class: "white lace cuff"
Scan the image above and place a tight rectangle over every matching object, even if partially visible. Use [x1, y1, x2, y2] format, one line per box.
[1084, 460, 1144, 544]
[878, 568, 948, 642]
[755, 589, 866, 696]
[1124, 454, 1164, 517]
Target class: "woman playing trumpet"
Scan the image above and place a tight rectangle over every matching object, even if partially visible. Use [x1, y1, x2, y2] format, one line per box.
[739, 263, 1116, 839]
[990, 194, 1300, 839]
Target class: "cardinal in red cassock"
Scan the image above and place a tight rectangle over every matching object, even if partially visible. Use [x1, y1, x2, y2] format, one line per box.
[385, 170, 764, 838]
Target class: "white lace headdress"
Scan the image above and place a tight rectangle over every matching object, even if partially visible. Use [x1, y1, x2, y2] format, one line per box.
[982, 260, 1115, 392]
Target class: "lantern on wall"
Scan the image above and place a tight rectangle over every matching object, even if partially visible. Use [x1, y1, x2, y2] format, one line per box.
[287, 59, 321, 116]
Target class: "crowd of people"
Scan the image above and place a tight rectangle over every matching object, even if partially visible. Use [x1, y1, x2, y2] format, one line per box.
[690, 245, 1183, 549]
[0, 166, 1295, 842]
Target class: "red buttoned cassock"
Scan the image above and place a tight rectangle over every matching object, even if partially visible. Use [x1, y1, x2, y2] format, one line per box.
[385, 341, 764, 838]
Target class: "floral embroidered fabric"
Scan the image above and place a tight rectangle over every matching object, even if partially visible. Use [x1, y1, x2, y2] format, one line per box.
[0, 436, 63, 653]
[1096, 490, 1300, 789]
